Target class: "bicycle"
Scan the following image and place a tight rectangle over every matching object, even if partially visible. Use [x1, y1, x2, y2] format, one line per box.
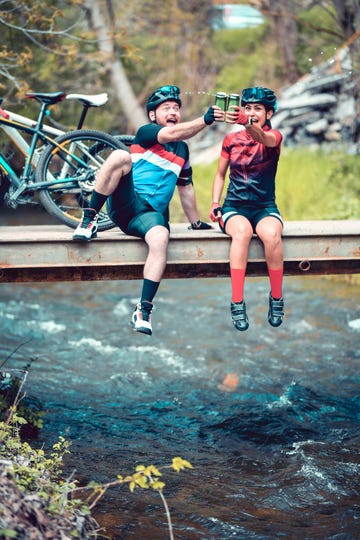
[0, 92, 132, 230]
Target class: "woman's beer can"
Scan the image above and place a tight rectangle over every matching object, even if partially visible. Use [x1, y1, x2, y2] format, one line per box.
[214, 92, 227, 121]
[226, 93, 240, 122]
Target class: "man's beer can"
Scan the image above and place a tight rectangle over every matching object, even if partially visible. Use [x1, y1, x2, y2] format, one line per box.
[226, 93, 240, 122]
[215, 92, 227, 121]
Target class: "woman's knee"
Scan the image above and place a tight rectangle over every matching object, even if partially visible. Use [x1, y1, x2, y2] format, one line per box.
[228, 223, 253, 242]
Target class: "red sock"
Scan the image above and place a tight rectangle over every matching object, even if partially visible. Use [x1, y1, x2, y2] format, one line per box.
[230, 268, 246, 302]
[268, 268, 283, 299]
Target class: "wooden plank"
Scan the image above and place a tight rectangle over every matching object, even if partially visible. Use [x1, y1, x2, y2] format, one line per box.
[0, 221, 359, 282]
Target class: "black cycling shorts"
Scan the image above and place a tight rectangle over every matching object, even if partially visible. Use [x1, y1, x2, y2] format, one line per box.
[221, 202, 283, 233]
[107, 170, 170, 238]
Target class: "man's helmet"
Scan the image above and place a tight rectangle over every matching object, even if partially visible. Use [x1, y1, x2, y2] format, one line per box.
[146, 85, 182, 113]
[241, 87, 278, 112]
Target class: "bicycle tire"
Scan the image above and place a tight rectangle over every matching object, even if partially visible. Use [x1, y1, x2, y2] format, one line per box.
[114, 134, 135, 149]
[36, 129, 123, 230]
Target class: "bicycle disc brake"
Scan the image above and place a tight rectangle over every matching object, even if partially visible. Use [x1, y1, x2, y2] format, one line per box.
[77, 168, 97, 192]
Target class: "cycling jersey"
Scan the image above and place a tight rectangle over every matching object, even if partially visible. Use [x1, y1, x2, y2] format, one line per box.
[131, 123, 192, 213]
[221, 125, 282, 206]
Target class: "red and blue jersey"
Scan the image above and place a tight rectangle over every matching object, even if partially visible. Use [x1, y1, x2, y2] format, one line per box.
[221, 125, 282, 205]
[131, 123, 192, 213]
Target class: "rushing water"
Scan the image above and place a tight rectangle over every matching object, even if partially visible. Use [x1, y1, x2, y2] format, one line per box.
[0, 276, 359, 539]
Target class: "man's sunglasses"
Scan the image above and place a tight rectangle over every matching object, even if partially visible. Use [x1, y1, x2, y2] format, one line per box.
[151, 85, 180, 100]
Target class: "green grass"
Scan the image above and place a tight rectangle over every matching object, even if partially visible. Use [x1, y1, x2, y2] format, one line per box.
[170, 147, 360, 222]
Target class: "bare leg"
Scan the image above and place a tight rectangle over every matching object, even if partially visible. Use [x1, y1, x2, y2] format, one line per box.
[226, 215, 253, 269]
[131, 225, 170, 336]
[256, 216, 285, 326]
[225, 215, 253, 331]
[95, 149, 132, 195]
[143, 225, 170, 282]
[255, 216, 283, 270]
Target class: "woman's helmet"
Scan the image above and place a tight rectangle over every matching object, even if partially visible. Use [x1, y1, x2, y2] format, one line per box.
[146, 85, 182, 113]
[241, 87, 278, 112]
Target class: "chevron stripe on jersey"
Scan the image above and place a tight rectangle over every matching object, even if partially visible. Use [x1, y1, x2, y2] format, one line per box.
[130, 141, 190, 212]
[131, 143, 185, 176]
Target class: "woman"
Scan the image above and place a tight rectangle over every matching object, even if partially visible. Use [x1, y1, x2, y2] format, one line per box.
[210, 87, 284, 331]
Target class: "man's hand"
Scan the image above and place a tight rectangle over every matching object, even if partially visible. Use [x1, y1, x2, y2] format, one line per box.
[204, 106, 216, 125]
[209, 203, 222, 222]
[189, 220, 213, 230]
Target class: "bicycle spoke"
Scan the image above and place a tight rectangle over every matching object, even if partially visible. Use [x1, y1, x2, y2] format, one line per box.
[36, 129, 122, 229]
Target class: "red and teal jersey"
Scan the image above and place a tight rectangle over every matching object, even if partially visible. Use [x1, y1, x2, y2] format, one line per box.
[221, 125, 282, 205]
[130, 123, 192, 212]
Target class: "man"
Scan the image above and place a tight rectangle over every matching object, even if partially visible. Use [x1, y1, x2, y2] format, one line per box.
[210, 87, 284, 331]
[73, 85, 220, 335]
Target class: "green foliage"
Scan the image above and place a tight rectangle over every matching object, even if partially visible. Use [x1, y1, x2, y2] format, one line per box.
[0, 369, 193, 538]
[276, 147, 360, 220]
[1, 0, 357, 133]
[212, 24, 271, 92]
[0, 414, 77, 510]
[171, 148, 360, 223]
[0, 373, 44, 431]
[295, 4, 343, 73]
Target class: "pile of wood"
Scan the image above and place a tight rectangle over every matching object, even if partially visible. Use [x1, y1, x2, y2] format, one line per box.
[272, 48, 358, 150]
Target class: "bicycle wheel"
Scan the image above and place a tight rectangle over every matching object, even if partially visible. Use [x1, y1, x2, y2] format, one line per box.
[36, 129, 123, 230]
[114, 134, 134, 149]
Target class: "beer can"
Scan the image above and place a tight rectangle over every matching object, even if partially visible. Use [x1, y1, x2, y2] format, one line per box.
[214, 92, 227, 121]
[226, 93, 240, 122]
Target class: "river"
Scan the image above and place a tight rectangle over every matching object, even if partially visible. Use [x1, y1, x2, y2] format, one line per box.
[0, 275, 359, 539]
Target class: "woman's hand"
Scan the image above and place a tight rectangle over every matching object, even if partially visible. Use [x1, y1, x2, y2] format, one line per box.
[209, 203, 222, 222]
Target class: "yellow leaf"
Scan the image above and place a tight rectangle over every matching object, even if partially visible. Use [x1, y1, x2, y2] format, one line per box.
[172, 457, 193, 472]
[129, 482, 136, 493]
[151, 481, 165, 491]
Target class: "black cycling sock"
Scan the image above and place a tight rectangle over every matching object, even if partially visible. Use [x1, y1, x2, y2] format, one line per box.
[89, 190, 108, 213]
[141, 279, 160, 304]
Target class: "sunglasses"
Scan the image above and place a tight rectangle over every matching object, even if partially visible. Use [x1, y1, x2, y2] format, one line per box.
[242, 87, 267, 100]
[150, 85, 180, 101]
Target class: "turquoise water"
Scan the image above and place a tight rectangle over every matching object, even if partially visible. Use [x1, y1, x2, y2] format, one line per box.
[0, 276, 359, 539]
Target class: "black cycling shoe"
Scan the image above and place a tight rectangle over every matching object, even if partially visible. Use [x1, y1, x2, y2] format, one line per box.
[268, 294, 284, 327]
[230, 301, 249, 331]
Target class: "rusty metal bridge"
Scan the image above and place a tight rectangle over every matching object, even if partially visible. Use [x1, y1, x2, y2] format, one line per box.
[0, 220, 359, 283]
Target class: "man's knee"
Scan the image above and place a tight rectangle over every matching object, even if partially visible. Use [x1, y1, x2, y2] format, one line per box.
[107, 149, 132, 171]
[146, 225, 169, 248]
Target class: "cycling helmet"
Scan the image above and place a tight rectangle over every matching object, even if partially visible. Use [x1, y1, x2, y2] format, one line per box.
[146, 85, 182, 113]
[241, 87, 278, 112]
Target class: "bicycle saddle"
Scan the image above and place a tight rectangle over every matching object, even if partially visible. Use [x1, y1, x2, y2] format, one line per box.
[66, 93, 108, 107]
[25, 92, 66, 105]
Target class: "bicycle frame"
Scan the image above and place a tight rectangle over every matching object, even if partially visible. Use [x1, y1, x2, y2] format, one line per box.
[0, 92, 109, 205]
[0, 113, 103, 204]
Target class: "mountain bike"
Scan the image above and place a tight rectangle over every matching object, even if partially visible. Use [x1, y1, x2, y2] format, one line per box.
[0, 91, 132, 230]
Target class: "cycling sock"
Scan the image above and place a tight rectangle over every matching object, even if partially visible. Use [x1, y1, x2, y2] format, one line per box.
[268, 267, 283, 299]
[230, 268, 246, 303]
[141, 278, 160, 304]
[89, 190, 108, 213]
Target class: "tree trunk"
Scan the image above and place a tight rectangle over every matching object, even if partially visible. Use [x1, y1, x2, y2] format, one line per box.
[251, 0, 300, 84]
[85, 0, 147, 132]
[332, 0, 360, 141]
